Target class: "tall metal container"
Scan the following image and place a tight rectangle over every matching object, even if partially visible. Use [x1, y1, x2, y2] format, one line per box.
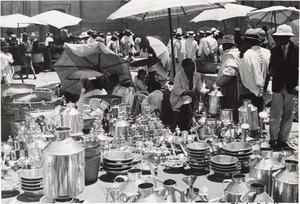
[249, 148, 284, 196]
[222, 174, 251, 202]
[61, 103, 82, 134]
[272, 160, 298, 203]
[42, 127, 85, 199]
[238, 99, 258, 131]
[208, 86, 223, 115]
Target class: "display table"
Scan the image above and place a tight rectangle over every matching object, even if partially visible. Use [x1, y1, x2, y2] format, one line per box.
[2, 165, 227, 203]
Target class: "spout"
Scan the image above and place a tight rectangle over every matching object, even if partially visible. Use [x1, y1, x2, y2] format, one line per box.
[163, 179, 177, 202]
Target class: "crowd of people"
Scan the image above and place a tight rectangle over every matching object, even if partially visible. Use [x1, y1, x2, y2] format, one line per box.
[0, 23, 298, 151]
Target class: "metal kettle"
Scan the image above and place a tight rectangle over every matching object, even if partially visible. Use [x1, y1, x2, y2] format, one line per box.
[135, 182, 166, 203]
[272, 160, 298, 203]
[238, 99, 258, 131]
[42, 127, 85, 199]
[208, 86, 223, 115]
[240, 182, 274, 202]
[249, 147, 284, 196]
[61, 103, 82, 134]
[222, 174, 251, 202]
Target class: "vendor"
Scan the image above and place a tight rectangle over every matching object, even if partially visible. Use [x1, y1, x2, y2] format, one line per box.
[134, 69, 148, 94]
[112, 75, 135, 105]
[76, 78, 107, 107]
[170, 58, 204, 131]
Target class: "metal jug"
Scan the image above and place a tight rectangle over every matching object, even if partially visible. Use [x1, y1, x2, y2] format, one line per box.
[238, 99, 258, 131]
[240, 182, 274, 202]
[136, 183, 166, 203]
[113, 117, 130, 140]
[162, 179, 185, 202]
[113, 168, 144, 196]
[249, 147, 284, 195]
[208, 86, 223, 115]
[43, 127, 85, 199]
[61, 103, 82, 134]
[222, 174, 251, 202]
[220, 109, 234, 124]
[272, 160, 298, 203]
[278, 147, 298, 165]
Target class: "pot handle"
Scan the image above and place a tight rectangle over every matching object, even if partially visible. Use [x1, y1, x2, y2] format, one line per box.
[113, 175, 128, 190]
[222, 179, 232, 196]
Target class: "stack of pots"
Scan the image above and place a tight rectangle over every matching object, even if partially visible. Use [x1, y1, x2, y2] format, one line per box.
[85, 140, 101, 184]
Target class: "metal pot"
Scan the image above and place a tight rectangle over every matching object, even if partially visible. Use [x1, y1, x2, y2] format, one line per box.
[238, 99, 258, 131]
[136, 183, 166, 203]
[61, 103, 82, 134]
[249, 147, 284, 196]
[240, 182, 273, 203]
[272, 160, 298, 203]
[208, 86, 223, 115]
[222, 174, 251, 202]
[43, 127, 85, 199]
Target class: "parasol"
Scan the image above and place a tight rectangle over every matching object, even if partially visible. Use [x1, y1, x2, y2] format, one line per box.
[130, 57, 161, 68]
[0, 13, 47, 28]
[66, 70, 103, 81]
[107, 0, 236, 78]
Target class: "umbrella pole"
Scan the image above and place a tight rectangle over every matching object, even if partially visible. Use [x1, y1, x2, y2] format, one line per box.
[274, 11, 277, 29]
[222, 20, 227, 35]
[168, 8, 176, 80]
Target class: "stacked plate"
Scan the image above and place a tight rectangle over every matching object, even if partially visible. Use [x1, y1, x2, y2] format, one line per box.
[222, 142, 253, 163]
[20, 168, 44, 201]
[211, 155, 241, 175]
[102, 151, 134, 175]
[186, 142, 211, 171]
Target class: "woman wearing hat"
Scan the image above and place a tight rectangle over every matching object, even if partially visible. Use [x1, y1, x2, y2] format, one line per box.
[0, 40, 14, 84]
[239, 28, 270, 114]
[268, 24, 298, 150]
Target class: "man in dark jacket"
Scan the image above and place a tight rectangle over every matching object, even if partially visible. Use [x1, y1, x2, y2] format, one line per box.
[269, 24, 298, 150]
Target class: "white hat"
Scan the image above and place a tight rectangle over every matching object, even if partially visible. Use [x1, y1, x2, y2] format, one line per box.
[211, 27, 217, 33]
[79, 32, 89, 39]
[176, 28, 183, 35]
[186, 31, 196, 37]
[273, 24, 295, 37]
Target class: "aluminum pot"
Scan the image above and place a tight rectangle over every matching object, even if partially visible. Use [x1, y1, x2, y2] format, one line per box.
[272, 160, 298, 203]
[43, 127, 85, 199]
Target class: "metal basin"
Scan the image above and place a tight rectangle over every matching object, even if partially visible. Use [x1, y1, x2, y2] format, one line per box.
[187, 142, 210, 151]
[103, 151, 134, 163]
[211, 155, 238, 166]
[222, 142, 252, 153]
[20, 169, 43, 181]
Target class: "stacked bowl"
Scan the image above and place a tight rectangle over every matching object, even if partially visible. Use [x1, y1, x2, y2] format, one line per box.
[102, 151, 134, 175]
[211, 155, 241, 176]
[221, 142, 253, 164]
[186, 142, 211, 171]
[20, 168, 43, 201]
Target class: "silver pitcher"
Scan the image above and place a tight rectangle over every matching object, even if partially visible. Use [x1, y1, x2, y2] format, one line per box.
[162, 179, 185, 202]
[272, 160, 298, 203]
[61, 103, 82, 134]
[240, 182, 274, 202]
[136, 183, 166, 203]
[208, 86, 223, 115]
[43, 127, 85, 199]
[238, 99, 258, 131]
[222, 174, 251, 202]
[278, 147, 298, 165]
[249, 147, 284, 195]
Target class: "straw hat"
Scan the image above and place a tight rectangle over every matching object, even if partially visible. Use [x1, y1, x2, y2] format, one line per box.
[243, 28, 260, 41]
[186, 31, 196, 37]
[273, 24, 295, 37]
[221, 35, 235, 45]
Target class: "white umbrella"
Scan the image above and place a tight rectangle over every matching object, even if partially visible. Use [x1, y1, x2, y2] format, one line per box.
[147, 36, 169, 68]
[247, 6, 299, 27]
[190, 3, 256, 33]
[0, 13, 46, 28]
[31, 10, 82, 29]
[107, 0, 236, 78]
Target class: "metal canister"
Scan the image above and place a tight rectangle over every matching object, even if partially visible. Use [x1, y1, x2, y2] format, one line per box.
[43, 127, 85, 199]
[238, 99, 258, 131]
[208, 86, 223, 115]
[111, 105, 119, 118]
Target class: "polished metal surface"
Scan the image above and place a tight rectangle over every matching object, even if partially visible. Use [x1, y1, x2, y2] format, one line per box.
[223, 174, 250, 202]
[240, 183, 274, 203]
[238, 99, 259, 131]
[222, 142, 252, 153]
[211, 155, 238, 165]
[61, 103, 82, 134]
[43, 127, 85, 199]
[220, 109, 234, 124]
[272, 160, 298, 202]
[208, 86, 223, 115]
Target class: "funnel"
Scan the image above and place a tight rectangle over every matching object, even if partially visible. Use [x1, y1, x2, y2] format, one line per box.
[182, 176, 197, 187]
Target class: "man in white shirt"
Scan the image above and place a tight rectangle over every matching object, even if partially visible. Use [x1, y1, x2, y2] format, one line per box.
[203, 30, 218, 61]
[182, 31, 199, 64]
[45, 32, 54, 47]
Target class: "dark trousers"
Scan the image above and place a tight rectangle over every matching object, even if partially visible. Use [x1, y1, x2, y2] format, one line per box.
[173, 103, 194, 131]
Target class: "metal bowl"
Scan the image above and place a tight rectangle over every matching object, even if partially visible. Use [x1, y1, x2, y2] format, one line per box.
[20, 168, 43, 181]
[187, 142, 210, 151]
[222, 142, 252, 153]
[103, 151, 134, 163]
[211, 155, 238, 166]
[165, 160, 185, 169]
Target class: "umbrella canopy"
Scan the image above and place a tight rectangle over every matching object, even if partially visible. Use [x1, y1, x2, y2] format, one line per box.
[107, 0, 236, 79]
[0, 13, 46, 28]
[66, 70, 103, 81]
[130, 57, 161, 68]
[247, 6, 300, 26]
[146, 36, 170, 68]
[191, 3, 256, 22]
[53, 42, 131, 95]
[31, 10, 82, 29]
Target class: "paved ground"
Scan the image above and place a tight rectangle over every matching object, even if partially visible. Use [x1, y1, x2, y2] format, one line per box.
[13, 71, 299, 151]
